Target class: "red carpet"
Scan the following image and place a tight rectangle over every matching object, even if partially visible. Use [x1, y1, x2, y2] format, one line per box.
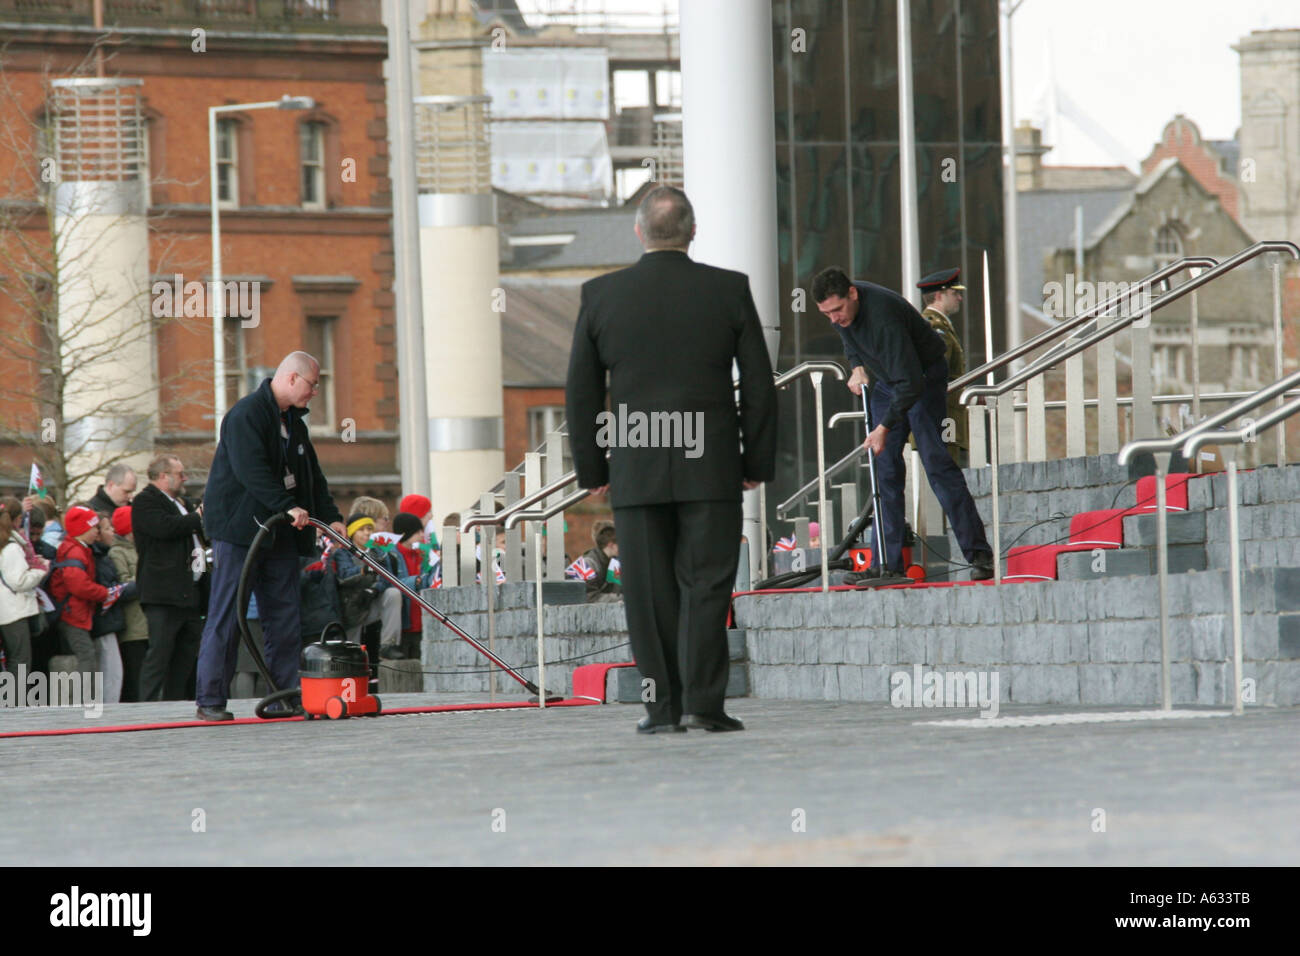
[0, 697, 598, 739]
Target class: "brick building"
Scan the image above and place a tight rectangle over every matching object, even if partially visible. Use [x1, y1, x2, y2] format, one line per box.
[0, 0, 398, 511]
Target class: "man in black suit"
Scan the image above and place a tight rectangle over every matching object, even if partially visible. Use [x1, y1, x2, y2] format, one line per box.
[132, 454, 205, 701]
[566, 186, 777, 734]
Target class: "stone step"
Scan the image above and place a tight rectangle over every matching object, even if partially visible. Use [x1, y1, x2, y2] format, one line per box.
[1121, 510, 1207, 547]
[379, 658, 423, 694]
[1056, 544, 1207, 580]
[726, 628, 747, 661]
[608, 662, 749, 703]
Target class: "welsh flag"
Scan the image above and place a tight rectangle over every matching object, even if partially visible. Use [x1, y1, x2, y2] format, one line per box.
[773, 535, 797, 552]
[28, 463, 45, 498]
[367, 531, 400, 555]
[566, 555, 596, 581]
[605, 557, 621, 585]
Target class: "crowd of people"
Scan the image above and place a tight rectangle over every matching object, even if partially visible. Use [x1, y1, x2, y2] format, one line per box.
[0, 456, 623, 709]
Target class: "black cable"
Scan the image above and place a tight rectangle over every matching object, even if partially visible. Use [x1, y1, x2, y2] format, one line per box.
[380, 639, 633, 676]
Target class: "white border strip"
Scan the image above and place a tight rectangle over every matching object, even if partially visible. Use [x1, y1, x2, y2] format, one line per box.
[918, 709, 1234, 728]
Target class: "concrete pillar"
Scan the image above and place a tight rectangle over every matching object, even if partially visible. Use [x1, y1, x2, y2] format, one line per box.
[680, 0, 780, 579]
[415, 95, 505, 526]
[51, 78, 156, 501]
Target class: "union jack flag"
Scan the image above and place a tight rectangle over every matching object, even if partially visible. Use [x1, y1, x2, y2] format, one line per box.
[430, 560, 442, 589]
[566, 555, 597, 581]
[773, 535, 797, 552]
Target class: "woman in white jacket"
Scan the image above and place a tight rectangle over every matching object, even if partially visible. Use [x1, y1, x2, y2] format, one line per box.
[0, 497, 50, 681]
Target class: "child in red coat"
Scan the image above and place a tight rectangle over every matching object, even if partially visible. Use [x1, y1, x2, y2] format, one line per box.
[49, 506, 124, 678]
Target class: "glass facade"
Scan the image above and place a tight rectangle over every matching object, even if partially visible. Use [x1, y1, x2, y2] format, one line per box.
[771, 0, 1005, 524]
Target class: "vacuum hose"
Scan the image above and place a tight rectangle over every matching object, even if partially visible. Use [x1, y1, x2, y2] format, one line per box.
[236, 511, 308, 719]
[750, 494, 876, 591]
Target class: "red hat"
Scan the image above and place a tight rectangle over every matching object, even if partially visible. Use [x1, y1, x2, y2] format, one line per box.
[112, 505, 132, 536]
[399, 494, 432, 519]
[65, 505, 100, 539]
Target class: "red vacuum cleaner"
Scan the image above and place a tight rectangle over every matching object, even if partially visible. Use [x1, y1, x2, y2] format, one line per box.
[238, 511, 551, 720]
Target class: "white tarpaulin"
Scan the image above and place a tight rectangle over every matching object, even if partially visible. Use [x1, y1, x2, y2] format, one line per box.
[482, 47, 610, 120]
[492, 121, 613, 198]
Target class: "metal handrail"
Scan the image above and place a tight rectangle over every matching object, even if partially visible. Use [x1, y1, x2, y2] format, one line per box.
[828, 410, 865, 429]
[504, 488, 591, 530]
[959, 242, 1300, 407]
[775, 361, 846, 388]
[949, 255, 1218, 394]
[776, 445, 863, 519]
[1181, 393, 1300, 718]
[1183, 393, 1300, 459]
[1118, 369, 1300, 466]
[461, 470, 579, 534]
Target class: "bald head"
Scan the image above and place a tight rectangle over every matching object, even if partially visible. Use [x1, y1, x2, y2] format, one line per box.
[271, 351, 321, 411]
[635, 186, 695, 251]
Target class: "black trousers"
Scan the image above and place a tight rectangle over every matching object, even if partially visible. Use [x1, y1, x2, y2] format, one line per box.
[139, 604, 201, 702]
[614, 499, 741, 724]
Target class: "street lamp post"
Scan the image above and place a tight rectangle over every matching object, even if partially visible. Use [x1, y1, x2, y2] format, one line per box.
[208, 94, 314, 441]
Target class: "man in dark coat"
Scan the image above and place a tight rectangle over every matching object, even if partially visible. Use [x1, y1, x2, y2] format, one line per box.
[87, 463, 137, 516]
[566, 186, 777, 734]
[196, 351, 344, 720]
[132, 454, 205, 701]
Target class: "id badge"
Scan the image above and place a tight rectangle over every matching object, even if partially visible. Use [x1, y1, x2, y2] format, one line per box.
[284, 472, 297, 490]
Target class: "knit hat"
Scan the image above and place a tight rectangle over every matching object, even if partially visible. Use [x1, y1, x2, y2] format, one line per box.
[346, 514, 375, 538]
[399, 494, 432, 520]
[65, 505, 100, 539]
[393, 512, 423, 543]
[112, 505, 132, 536]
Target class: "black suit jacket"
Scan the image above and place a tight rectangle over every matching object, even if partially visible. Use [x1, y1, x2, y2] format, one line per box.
[131, 483, 205, 608]
[565, 250, 777, 507]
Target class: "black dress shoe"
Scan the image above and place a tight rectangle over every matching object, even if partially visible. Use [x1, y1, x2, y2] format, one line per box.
[636, 716, 686, 734]
[196, 706, 234, 722]
[683, 712, 745, 732]
[970, 553, 995, 581]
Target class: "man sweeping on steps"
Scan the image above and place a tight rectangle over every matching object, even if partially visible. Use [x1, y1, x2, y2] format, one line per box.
[812, 266, 994, 582]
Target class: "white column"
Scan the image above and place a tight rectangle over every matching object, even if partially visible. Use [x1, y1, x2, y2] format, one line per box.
[681, 0, 780, 581]
[897, 0, 922, 307]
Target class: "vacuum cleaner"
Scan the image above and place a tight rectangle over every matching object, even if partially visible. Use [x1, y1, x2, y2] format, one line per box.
[237, 511, 551, 720]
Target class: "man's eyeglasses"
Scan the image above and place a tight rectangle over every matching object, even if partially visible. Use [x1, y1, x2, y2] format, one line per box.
[299, 374, 320, 394]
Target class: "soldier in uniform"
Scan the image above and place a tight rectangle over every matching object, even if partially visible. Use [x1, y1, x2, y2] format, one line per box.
[917, 268, 968, 466]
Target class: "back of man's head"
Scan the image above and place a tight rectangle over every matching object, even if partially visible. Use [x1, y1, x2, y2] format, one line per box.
[811, 266, 852, 303]
[635, 186, 694, 250]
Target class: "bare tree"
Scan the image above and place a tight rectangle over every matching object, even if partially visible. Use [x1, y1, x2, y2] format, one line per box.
[0, 46, 211, 501]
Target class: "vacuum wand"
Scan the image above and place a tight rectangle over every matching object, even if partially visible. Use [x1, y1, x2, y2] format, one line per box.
[860, 387, 888, 570]
[301, 516, 544, 697]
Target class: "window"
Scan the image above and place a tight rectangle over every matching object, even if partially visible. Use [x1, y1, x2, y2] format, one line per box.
[300, 121, 325, 209]
[223, 317, 247, 410]
[655, 70, 682, 109]
[1154, 224, 1183, 265]
[216, 118, 238, 207]
[304, 316, 335, 434]
[528, 405, 572, 472]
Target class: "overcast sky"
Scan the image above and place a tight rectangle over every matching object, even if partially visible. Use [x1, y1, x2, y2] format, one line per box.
[513, 0, 1295, 168]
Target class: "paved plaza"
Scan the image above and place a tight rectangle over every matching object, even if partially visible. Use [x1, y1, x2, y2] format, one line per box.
[4, 694, 1297, 865]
